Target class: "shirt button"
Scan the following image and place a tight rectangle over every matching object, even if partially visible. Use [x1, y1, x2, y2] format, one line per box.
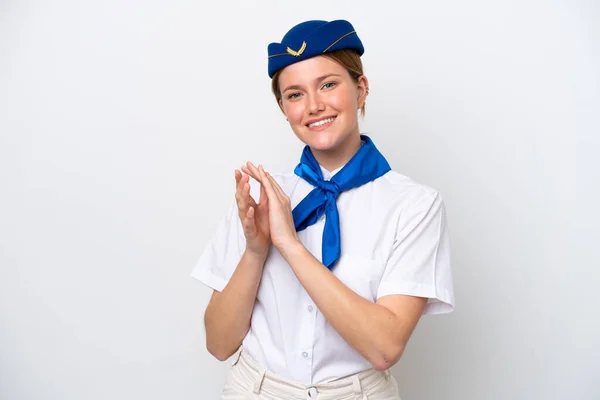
[302, 352, 309, 359]
[307, 305, 314, 312]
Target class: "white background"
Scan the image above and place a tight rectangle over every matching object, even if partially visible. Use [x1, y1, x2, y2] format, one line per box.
[1, 1, 599, 399]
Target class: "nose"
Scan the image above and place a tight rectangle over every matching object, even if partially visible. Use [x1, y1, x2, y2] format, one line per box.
[307, 91, 325, 114]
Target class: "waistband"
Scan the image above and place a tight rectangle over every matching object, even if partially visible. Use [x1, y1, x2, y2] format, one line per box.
[232, 347, 392, 399]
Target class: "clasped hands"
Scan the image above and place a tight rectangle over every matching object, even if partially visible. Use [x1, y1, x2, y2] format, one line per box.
[235, 161, 300, 257]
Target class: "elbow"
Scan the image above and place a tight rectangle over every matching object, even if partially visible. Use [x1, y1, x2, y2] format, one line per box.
[370, 343, 405, 372]
[206, 341, 236, 362]
[204, 311, 240, 361]
[205, 327, 238, 362]
[212, 351, 233, 362]
[204, 321, 247, 362]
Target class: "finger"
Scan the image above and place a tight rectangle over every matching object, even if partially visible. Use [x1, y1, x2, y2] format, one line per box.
[258, 165, 278, 203]
[239, 163, 263, 203]
[241, 165, 262, 207]
[266, 172, 287, 202]
[260, 167, 286, 207]
[248, 163, 270, 205]
[259, 179, 268, 205]
[238, 176, 250, 212]
[243, 181, 258, 209]
[241, 169, 259, 208]
[248, 184, 259, 208]
[235, 170, 245, 203]
[261, 168, 285, 202]
[253, 163, 269, 204]
[240, 165, 255, 180]
[246, 161, 262, 181]
[242, 162, 262, 183]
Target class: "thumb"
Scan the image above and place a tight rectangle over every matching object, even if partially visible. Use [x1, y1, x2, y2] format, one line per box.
[244, 206, 257, 236]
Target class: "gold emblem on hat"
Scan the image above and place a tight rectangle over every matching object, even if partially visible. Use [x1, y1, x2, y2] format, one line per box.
[286, 41, 307, 57]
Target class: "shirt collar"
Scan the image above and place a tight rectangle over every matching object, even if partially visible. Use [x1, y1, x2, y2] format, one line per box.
[320, 164, 345, 181]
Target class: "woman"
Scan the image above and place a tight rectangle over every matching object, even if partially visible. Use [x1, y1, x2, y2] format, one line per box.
[192, 19, 455, 400]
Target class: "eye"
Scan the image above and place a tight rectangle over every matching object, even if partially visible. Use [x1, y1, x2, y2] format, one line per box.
[321, 81, 337, 90]
[287, 92, 301, 100]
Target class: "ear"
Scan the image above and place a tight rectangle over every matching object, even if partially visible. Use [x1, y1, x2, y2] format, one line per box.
[356, 75, 369, 109]
[278, 99, 287, 119]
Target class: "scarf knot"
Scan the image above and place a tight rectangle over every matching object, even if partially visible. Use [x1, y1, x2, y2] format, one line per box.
[292, 135, 391, 269]
[317, 180, 340, 195]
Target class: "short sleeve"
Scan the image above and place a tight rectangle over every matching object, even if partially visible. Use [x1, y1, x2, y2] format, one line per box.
[190, 201, 246, 292]
[377, 191, 455, 315]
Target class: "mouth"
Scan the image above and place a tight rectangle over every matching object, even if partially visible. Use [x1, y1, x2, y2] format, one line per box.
[306, 116, 337, 130]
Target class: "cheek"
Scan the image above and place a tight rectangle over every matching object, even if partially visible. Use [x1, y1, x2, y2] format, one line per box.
[285, 103, 305, 124]
[328, 89, 356, 112]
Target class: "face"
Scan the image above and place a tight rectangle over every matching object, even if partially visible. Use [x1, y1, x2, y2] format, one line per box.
[277, 56, 368, 165]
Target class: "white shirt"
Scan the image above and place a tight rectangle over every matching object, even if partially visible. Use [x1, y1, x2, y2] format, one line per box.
[191, 163, 455, 385]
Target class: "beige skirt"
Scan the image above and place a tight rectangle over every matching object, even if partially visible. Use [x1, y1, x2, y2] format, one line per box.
[221, 348, 401, 400]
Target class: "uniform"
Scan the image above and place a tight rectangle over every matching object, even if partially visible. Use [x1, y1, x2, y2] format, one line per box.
[192, 19, 455, 399]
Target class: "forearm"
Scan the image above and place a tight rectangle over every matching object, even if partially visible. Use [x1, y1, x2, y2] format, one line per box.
[279, 242, 411, 370]
[204, 249, 267, 360]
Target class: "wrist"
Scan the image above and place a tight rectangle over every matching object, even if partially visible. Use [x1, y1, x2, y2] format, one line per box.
[244, 247, 269, 263]
[277, 239, 306, 261]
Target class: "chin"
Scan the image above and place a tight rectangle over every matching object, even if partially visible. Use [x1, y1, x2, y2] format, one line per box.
[299, 131, 345, 152]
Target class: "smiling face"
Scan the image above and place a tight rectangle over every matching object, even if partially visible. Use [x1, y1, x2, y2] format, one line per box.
[275, 53, 368, 171]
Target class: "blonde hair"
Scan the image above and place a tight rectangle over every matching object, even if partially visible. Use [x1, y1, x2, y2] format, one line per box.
[271, 49, 366, 117]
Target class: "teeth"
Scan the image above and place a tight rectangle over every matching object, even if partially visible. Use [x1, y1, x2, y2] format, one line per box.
[308, 117, 335, 128]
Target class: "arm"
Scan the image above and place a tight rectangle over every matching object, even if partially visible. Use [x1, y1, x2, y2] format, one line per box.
[279, 243, 426, 371]
[204, 249, 267, 361]
[243, 162, 433, 371]
[204, 168, 271, 361]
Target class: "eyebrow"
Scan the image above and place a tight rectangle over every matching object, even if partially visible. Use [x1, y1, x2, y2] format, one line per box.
[282, 73, 342, 93]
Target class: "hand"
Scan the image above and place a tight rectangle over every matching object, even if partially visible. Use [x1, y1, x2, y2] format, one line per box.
[234, 167, 270, 257]
[241, 162, 299, 251]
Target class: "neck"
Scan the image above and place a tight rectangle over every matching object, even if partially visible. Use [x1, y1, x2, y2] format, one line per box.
[310, 133, 363, 172]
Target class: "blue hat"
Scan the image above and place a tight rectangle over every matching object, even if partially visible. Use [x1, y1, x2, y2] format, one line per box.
[267, 19, 364, 78]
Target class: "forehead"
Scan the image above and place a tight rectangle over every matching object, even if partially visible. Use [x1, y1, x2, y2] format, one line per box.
[278, 55, 348, 86]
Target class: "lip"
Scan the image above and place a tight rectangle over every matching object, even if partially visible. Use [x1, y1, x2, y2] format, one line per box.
[305, 115, 337, 127]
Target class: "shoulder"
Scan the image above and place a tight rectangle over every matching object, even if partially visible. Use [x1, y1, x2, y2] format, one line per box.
[374, 170, 441, 209]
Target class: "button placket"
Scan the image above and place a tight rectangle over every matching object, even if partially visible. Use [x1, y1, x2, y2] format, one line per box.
[298, 294, 318, 383]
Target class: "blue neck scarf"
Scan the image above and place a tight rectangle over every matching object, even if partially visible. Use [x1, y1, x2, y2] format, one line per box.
[292, 135, 391, 269]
